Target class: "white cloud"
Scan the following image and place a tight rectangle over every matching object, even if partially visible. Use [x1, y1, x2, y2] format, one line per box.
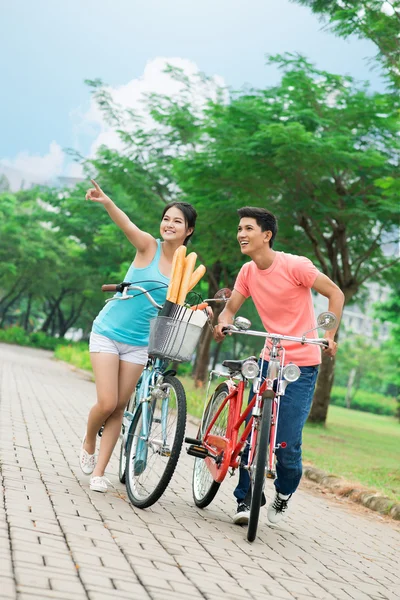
[381, 2, 395, 16]
[2, 57, 226, 190]
[76, 56, 227, 157]
[1, 141, 64, 184]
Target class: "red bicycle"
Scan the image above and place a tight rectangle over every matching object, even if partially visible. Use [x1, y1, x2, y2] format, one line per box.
[185, 312, 336, 542]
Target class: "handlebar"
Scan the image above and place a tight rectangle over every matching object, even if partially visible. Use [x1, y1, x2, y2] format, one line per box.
[102, 282, 163, 310]
[221, 325, 328, 348]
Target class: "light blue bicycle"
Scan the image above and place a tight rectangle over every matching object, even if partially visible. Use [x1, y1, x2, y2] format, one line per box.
[102, 282, 197, 508]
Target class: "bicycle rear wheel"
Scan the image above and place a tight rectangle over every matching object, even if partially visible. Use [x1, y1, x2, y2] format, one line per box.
[192, 383, 230, 508]
[125, 375, 186, 508]
[247, 394, 273, 542]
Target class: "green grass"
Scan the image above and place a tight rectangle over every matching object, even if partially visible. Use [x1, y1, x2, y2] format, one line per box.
[54, 342, 93, 372]
[51, 345, 400, 504]
[302, 407, 400, 503]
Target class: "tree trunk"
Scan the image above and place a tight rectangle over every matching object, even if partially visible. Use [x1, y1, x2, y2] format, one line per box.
[23, 294, 33, 332]
[308, 352, 336, 424]
[212, 341, 222, 370]
[192, 321, 215, 387]
[0, 290, 25, 328]
[41, 295, 62, 333]
[192, 262, 223, 386]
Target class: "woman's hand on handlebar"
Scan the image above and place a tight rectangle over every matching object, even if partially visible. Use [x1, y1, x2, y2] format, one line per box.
[86, 180, 112, 206]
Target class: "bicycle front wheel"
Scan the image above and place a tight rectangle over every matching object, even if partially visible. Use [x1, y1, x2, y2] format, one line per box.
[125, 375, 186, 508]
[192, 383, 230, 508]
[247, 394, 273, 542]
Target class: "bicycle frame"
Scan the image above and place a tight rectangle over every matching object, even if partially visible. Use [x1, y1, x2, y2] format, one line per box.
[202, 375, 269, 483]
[121, 357, 170, 471]
[200, 323, 330, 487]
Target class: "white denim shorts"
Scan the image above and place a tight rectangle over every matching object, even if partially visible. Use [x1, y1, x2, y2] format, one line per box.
[89, 331, 148, 365]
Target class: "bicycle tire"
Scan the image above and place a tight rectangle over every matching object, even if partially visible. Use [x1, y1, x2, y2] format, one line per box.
[125, 375, 186, 508]
[118, 385, 138, 484]
[119, 440, 127, 483]
[247, 394, 273, 542]
[192, 383, 230, 508]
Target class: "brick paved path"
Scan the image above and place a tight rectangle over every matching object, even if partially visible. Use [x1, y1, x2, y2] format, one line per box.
[0, 343, 399, 600]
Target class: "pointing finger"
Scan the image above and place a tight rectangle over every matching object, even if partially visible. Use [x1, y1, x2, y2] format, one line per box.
[90, 179, 102, 192]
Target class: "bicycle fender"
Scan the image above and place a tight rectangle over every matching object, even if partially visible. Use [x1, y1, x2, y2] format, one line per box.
[162, 369, 177, 377]
[224, 379, 237, 395]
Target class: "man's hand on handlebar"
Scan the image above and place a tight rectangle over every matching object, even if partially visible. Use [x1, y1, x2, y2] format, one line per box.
[214, 322, 232, 342]
[323, 338, 338, 358]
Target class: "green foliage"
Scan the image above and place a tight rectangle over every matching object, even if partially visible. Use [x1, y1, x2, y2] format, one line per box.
[54, 342, 93, 372]
[334, 333, 398, 396]
[147, 54, 399, 304]
[0, 326, 70, 351]
[0, 326, 29, 346]
[291, 0, 400, 89]
[374, 267, 400, 419]
[330, 385, 397, 416]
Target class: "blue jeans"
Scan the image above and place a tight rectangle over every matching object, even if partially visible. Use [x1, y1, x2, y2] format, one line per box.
[234, 361, 319, 503]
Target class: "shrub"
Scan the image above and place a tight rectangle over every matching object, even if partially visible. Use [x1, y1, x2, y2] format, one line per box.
[330, 386, 396, 417]
[0, 326, 29, 346]
[54, 343, 92, 371]
[0, 326, 75, 352]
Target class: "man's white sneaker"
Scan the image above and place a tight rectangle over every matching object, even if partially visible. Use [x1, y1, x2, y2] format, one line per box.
[89, 476, 112, 493]
[80, 436, 96, 475]
[267, 492, 292, 524]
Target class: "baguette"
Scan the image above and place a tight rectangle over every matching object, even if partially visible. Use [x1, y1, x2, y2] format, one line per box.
[188, 264, 206, 292]
[166, 245, 187, 303]
[177, 252, 197, 305]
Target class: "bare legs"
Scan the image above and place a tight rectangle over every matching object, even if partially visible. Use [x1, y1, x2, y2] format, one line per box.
[84, 353, 144, 478]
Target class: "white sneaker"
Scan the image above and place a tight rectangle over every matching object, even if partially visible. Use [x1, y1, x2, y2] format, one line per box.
[267, 492, 292, 524]
[80, 436, 96, 475]
[90, 476, 112, 493]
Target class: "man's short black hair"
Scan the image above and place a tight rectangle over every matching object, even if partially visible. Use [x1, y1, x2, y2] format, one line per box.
[237, 207, 278, 248]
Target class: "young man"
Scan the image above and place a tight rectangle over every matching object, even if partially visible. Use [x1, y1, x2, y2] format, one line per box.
[214, 207, 344, 525]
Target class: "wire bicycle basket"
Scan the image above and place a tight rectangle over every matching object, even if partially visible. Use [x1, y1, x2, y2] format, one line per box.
[148, 308, 207, 362]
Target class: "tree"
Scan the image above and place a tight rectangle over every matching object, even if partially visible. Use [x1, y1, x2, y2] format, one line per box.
[144, 55, 399, 421]
[291, 0, 400, 88]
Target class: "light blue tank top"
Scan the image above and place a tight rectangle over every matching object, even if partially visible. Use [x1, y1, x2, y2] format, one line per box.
[92, 240, 169, 346]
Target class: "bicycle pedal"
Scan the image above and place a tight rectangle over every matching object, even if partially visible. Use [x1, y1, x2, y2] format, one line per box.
[185, 437, 202, 445]
[267, 470, 276, 479]
[187, 444, 209, 459]
[159, 446, 171, 457]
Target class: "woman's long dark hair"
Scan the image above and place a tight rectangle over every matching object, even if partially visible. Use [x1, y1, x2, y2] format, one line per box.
[162, 201, 197, 245]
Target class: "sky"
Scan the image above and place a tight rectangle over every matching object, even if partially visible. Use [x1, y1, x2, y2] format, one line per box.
[0, 0, 386, 185]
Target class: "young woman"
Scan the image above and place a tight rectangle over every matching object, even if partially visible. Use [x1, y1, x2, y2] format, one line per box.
[80, 180, 197, 492]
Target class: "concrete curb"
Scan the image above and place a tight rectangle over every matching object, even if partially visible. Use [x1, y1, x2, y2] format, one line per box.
[303, 466, 400, 520]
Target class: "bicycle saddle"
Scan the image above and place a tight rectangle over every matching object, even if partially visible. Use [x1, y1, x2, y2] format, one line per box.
[222, 356, 257, 371]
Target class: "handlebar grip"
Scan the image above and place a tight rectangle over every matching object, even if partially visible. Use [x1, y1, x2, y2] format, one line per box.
[102, 284, 119, 292]
[321, 339, 329, 348]
[221, 326, 233, 335]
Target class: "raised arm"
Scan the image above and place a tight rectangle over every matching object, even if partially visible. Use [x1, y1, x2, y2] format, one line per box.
[214, 290, 247, 342]
[86, 180, 155, 253]
[312, 273, 345, 357]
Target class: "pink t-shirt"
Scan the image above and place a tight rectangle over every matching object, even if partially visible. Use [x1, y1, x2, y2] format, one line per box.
[234, 252, 321, 366]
